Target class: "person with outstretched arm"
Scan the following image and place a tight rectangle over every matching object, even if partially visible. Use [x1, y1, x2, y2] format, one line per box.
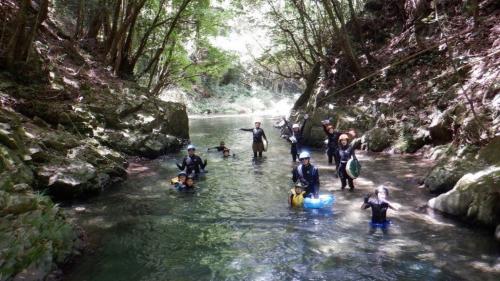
[240, 119, 268, 158]
[362, 186, 397, 233]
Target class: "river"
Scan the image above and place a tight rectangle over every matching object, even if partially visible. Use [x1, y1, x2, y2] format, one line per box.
[63, 115, 500, 281]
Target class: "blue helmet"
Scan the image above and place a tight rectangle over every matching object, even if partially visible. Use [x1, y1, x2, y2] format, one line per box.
[187, 144, 196, 151]
[299, 151, 311, 159]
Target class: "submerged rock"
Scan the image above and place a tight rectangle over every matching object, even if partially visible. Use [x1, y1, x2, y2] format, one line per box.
[428, 166, 500, 227]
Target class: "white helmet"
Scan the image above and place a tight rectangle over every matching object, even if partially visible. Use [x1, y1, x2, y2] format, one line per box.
[253, 119, 261, 124]
[292, 124, 300, 129]
[299, 151, 311, 159]
[187, 144, 196, 150]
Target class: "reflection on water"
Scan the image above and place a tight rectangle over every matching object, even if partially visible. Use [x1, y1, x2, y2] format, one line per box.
[64, 116, 499, 281]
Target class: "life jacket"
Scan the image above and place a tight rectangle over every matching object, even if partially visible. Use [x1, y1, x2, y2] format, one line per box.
[290, 189, 305, 207]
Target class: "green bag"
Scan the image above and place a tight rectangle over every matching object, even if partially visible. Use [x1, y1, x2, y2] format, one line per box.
[346, 158, 361, 179]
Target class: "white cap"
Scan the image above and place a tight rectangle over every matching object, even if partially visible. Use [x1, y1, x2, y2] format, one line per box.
[292, 124, 300, 129]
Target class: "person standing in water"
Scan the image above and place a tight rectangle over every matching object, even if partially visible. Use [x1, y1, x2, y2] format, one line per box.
[337, 133, 358, 191]
[284, 114, 309, 162]
[176, 144, 207, 177]
[240, 119, 268, 158]
[362, 186, 397, 232]
[292, 152, 320, 198]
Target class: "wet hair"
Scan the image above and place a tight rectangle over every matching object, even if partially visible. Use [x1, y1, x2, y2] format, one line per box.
[375, 186, 389, 196]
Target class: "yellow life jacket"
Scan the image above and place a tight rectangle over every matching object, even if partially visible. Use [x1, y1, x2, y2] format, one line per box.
[170, 177, 179, 185]
[290, 189, 305, 207]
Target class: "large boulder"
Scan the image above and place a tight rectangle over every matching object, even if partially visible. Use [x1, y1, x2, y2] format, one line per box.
[428, 104, 466, 145]
[362, 127, 394, 152]
[428, 166, 500, 226]
[424, 156, 478, 194]
[35, 159, 98, 199]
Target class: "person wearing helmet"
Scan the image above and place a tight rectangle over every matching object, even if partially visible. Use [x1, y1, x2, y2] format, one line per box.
[240, 119, 268, 158]
[337, 133, 357, 190]
[177, 175, 197, 193]
[292, 151, 320, 198]
[171, 171, 187, 189]
[362, 185, 397, 232]
[176, 144, 207, 177]
[321, 119, 355, 173]
[208, 141, 227, 152]
[284, 114, 309, 162]
[289, 181, 307, 207]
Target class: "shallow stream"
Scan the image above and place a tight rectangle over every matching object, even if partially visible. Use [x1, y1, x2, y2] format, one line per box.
[63, 116, 500, 281]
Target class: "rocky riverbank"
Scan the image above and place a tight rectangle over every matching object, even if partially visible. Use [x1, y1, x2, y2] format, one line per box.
[290, 0, 499, 238]
[0, 7, 189, 281]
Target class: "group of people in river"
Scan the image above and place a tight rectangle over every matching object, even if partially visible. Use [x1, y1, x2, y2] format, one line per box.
[171, 116, 396, 229]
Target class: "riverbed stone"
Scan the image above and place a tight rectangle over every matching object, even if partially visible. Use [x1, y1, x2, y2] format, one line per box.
[424, 156, 478, 194]
[428, 166, 500, 226]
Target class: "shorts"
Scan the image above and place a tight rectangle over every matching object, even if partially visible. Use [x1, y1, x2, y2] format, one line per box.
[252, 142, 264, 153]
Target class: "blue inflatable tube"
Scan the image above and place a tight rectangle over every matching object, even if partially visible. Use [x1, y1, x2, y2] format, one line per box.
[303, 194, 335, 209]
[369, 220, 391, 228]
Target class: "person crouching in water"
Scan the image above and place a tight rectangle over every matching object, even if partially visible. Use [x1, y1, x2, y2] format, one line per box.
[289, 181, 307, 208]
[337, 134, 357, 191]
[362, 186, 397, 233]
[176, 144, 207, 178]
[284, 114, 309, 162]
[223, 148, 235, 158]
[240, 119, 268, 158]
[178, 175, 197, 193]
[208, 141, 227, 152]
[292, 152, 320, 198]
[171, 172, 187, 189]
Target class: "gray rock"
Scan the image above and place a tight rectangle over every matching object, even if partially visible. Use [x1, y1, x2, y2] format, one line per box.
[428, 166, 500, 226]
[424, 158, 477, 194]
[36, 160, 97, 198]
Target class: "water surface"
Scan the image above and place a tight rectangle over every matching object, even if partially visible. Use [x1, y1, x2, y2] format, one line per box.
[64, 116, 500, 281]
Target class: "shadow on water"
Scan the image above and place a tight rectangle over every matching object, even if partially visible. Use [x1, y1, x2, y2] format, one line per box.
[63, 116, 499, 281]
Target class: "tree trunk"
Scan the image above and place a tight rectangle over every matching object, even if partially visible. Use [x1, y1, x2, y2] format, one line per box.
[321, 0, 362, 79]
[293, 62, 321, 110]
[74, 0, 84, 40]
[5, 0, 30, 66]
[347, 0, 376, 65]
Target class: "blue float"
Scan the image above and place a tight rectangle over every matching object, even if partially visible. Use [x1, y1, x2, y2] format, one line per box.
[303, 194, 335, 209]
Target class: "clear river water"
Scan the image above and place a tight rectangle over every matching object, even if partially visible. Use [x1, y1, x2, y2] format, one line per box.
[63, 116, 500, 281]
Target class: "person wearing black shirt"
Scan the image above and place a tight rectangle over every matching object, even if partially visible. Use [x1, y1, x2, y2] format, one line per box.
[284, 114, 308, 162]
[176, 144, 207, 177]
[240, 119, 268, 158]
[292, 152, 320, 198]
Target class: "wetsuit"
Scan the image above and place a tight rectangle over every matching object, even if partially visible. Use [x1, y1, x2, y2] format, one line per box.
[240, 128, 267, 157]
[210, 145, 226, 152]
[337, 144, 356, 189]
[176, 155, 207, 176]
[363, 198, 390, 224]
[292, 164, 320, 197]
[322, 125, 343, 168]
[286, 119, 307, 161]
[177, 184, 196, 193]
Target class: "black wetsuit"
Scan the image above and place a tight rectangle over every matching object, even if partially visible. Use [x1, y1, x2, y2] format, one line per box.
[364, 198, 390, 224]
[337, 144, 356, 189]
[292, 164, 320, 197]
[240, 128, 267, 157]
[286, 119, 307, 161]
[176, 155, 207, 176]
[323, 125, 343, 167]
[210, 145, 226, 152]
